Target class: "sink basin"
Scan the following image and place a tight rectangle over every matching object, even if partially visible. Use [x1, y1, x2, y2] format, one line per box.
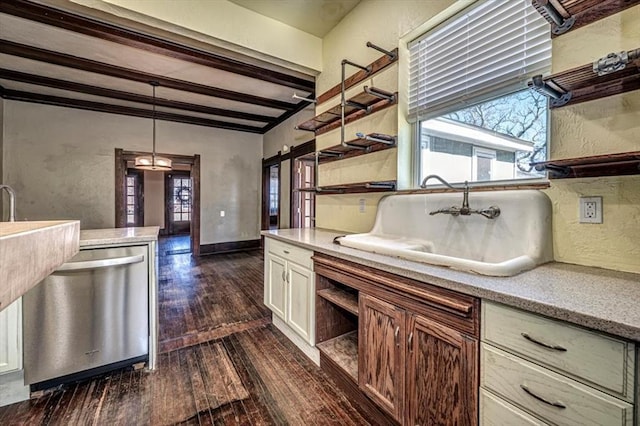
[336, 190, 553, 276]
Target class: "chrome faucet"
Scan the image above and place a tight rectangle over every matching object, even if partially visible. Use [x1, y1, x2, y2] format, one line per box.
[419, 175, 500, 219]
[0, 185, 16, 222]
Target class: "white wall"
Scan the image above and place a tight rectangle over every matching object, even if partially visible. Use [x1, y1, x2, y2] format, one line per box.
[3, 101, 262, 244]
[93, 0, 323, 72]
[143, 170, 164, 229]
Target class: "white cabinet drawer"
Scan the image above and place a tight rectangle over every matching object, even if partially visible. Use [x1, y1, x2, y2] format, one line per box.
[480, 388, 547, 426]
[267, 238, 312, 269]
[482, 301, 635, 399]
[482, 344, 634, 426]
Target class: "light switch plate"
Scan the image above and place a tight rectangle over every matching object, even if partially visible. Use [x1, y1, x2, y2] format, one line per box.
[579, 196, 602, 224]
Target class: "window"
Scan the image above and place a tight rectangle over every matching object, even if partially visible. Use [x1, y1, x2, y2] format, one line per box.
[126, 175, 137, 225]
[409, 0, 551, 185]
[172, 177, 191, 222]
[293, 159, 315, 228]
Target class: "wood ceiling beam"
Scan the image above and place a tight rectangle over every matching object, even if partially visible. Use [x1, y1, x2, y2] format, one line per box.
[0, 68, 276, 123]
[1, 88, 265, 133]
[0, 40, 299, 111]
[0, 0, 315, 93]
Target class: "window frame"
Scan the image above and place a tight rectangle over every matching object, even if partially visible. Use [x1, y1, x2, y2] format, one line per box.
[407, 0, 552, 189]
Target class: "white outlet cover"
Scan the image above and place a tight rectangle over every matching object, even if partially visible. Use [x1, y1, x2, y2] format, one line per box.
[220, 210, 225, 217]
[579, 196, 602, 224]
[359, 198, 366, 213]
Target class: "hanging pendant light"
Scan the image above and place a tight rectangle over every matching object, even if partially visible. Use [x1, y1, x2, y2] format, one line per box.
[135, 81, 172, 171]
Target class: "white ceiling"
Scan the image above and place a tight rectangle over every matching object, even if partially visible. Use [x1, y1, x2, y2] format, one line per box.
[0, 1, 316, 134]
[228, 0, 361, 37]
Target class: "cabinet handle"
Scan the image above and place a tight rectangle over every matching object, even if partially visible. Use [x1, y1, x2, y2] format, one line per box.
[282, 270, 286, 282]
[283, 250, 290, 254]
[287, 271, 291, 283]
[520, 384, 566, 409]
[408, 332, 414, 350]
[521, 333, 567, 352]
[394, 326, 400, 342]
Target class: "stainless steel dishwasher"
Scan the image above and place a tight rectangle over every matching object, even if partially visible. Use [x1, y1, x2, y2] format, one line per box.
[23, 245, 149, 388]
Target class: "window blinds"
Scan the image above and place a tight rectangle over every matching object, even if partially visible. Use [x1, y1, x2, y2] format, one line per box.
[408, 0, 551, 122]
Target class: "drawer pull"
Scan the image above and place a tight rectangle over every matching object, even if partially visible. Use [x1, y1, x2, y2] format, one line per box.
[521, 333, 567, 352]
[283, 250, 290, 254]
[520, 384, 566, 409]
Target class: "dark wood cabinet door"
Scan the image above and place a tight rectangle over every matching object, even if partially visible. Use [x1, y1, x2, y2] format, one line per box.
[358, 293, 405, 423]
[406, 314, 478, 426]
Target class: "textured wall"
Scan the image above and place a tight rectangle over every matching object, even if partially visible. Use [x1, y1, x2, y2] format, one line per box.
[315, 0, 453, 233]
[3, 101, 262, 244]
[545, 6, 640, 273]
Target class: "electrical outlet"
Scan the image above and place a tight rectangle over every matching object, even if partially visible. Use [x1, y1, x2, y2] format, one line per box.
[579, 196, 602, 224]
[359, 198, 366, 213]
[220, 210, 225, 217]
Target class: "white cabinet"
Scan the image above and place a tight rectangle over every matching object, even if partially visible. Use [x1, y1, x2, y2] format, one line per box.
[264, 237, 315, 345]
[480, 301, 636, 425]
[0, 298, 22, 374]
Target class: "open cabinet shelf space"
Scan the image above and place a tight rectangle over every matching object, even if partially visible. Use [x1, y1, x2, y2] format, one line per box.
[316, 331, 359, 381]
[532, 0, 640, 37]
[297, 133, 397, 165]
[295, 87, 397, 135]
[296, 180, 396, 194]
[529, 47, 640, 108]
[531, 151, 640, 179]
[317, 288, 359, 316]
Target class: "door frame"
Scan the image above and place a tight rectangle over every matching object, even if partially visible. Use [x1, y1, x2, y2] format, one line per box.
[115, 148, 201, 256]
[261, 153, 282, 231]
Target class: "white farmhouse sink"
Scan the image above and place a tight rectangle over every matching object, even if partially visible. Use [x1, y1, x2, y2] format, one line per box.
[336, 190, 553, 276]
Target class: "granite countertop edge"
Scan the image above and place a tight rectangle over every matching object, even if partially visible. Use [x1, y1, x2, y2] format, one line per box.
[80, 226, 160, 247]
[263, 228, 640, 342]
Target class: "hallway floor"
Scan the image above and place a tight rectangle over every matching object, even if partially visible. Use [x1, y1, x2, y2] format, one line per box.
[0, 237, 369, 425]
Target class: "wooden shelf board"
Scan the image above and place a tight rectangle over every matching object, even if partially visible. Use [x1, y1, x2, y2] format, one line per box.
[317, 48, 398, 105]
[297, 133, 396, 165]
[296, 89, 397, 133]
[531, 151, 640, 179]
[316, 331, 358, 381]
[533, 0, 640, 37]
[529, 51, 640, 108]
[317, 288, 359, 316]
[316, 180, 396, 194]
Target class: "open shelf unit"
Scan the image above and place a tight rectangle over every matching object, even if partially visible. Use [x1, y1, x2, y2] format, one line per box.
[531, 151, 640, 179]
[528, 47, 640, 108]
[298, 133, 397, 165]
[294, 43, 400, 196]
[315, 273, 359, 382]
[296, 87, 397, 135]
[532, 0, 640, 36]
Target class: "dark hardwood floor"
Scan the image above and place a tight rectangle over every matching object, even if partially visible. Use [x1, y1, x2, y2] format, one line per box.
[0, 236, 370, 425]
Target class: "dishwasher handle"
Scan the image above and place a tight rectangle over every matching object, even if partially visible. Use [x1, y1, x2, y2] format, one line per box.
[55, 254, 145, 272]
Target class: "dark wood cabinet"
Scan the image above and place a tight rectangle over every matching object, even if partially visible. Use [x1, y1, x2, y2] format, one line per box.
[313, 254, 480, 426]
[406, 314, 478, 426]
[359, 294, 405, 422]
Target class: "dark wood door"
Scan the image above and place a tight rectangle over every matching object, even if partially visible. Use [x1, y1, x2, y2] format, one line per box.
[166, 172, 192, 235]
[406, 314, 478, 426]
[358, 293, 405, 423]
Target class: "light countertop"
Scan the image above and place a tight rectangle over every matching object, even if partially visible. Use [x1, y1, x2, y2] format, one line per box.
[80, 226, 159, 247]
[263, 228, 640, 342]
[0, 220, 80, 310]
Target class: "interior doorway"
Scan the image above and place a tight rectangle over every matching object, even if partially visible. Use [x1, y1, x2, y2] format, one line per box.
[115, 149, 201, 256]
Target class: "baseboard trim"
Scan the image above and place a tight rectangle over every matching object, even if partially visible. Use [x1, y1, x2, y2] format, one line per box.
[199, 239, 261, 255]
